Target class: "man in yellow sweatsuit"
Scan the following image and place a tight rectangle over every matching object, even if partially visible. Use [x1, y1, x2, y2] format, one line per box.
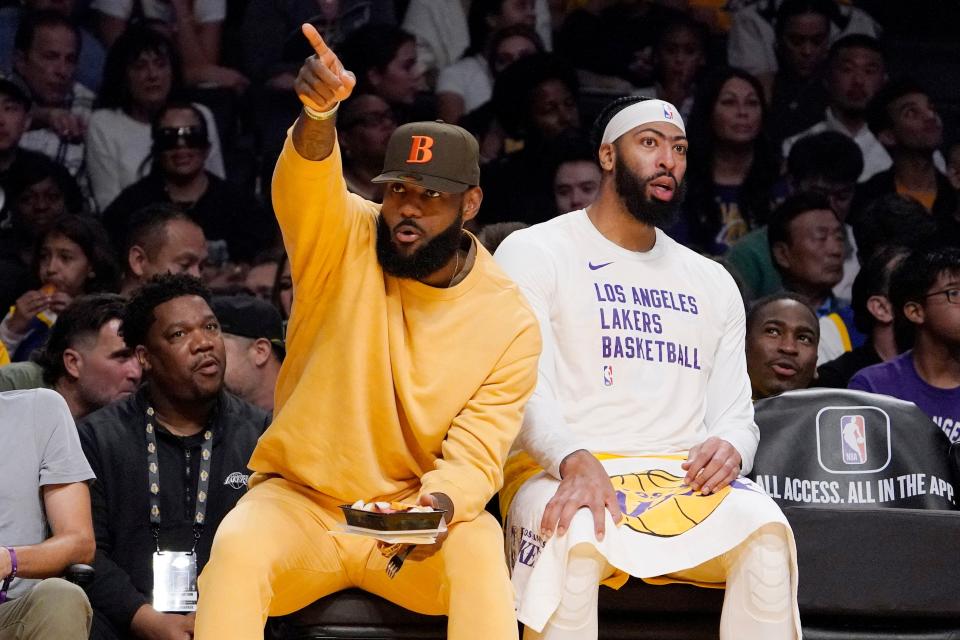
[193, 24, 541, 640]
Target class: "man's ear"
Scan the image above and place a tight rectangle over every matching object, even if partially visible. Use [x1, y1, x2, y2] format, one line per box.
[251, 338, 272, 368]
[598, 142, 616, 172]
[128, 245, 148, 278]
[461, 186, 483, 224]
[136, 345, 151, 372]
[903, 300, 925, 326]
[866, 295, 894, 324]
[878, 129, 896, 147]
[62, 348, 82, 380]
[771, 242, 791, 271]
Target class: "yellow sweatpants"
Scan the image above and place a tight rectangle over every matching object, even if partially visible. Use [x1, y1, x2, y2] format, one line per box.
[194, 477, 518, 640]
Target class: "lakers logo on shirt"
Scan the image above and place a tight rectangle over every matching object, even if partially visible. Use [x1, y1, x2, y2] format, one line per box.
[612, 470, 730, 537]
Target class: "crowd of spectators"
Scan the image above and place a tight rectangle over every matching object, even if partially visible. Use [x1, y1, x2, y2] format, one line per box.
[0, 0, 955, 430]
[0, 0, 959, 635]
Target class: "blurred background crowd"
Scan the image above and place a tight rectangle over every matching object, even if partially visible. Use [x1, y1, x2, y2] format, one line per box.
[0, 0, 958, 396]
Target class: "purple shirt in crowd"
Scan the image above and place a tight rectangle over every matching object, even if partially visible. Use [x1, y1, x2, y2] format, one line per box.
[849, 351, 960, 442]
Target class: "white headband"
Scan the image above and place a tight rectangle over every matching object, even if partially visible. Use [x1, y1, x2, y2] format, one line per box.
[601, 99, 686, 145]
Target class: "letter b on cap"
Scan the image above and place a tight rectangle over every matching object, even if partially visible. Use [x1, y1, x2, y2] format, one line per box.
[407, 135, 434, 164]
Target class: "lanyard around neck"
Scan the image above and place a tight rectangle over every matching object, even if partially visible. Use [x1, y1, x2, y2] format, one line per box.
[145, 405, 213, 553]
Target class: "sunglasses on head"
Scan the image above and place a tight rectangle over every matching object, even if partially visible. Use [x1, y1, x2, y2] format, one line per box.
[155, 126, 209, 151]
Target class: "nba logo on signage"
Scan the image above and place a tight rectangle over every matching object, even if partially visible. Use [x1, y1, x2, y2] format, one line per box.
[602, 365, 614, 387]
[840, 415, 867, 464]
[816, 406, 890, 474]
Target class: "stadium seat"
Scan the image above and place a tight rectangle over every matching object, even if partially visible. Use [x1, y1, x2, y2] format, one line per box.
[751, 388, 960, 639]
[268, 388, 960, 639]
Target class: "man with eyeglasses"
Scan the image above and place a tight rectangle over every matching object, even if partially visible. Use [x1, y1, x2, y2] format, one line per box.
[336, 92, 397, 203]
[850, 247, 960, 441]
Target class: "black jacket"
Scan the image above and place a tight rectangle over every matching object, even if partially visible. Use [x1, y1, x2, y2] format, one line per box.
[78, 387, 269, 634]
[101, 172, 277, 263]
[851, 168, 958, 234]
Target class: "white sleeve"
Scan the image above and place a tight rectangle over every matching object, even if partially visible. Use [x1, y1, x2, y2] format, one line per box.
[817, 315, 846, 365]
[197, 103, 225, 178]
[85, 111, 123, 211]
[435, 61, 468, 97]
[701, 269, 760, 474]
[726, 7, 777, 76]
[91, 0, 132, 20]
[495, 233, 593, 479]
[534, 0, 553, 50]
[194, 0, 226, 23]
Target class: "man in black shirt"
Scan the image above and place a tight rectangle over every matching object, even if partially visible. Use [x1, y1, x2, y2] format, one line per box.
[78, 275, 269, 640]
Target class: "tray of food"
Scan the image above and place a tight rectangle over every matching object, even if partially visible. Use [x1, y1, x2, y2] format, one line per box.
[339, 500, 446, 532]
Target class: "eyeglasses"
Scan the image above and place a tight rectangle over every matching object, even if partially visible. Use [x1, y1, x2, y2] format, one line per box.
[155, 126, 209, 151]
[924, 288, 960, 305]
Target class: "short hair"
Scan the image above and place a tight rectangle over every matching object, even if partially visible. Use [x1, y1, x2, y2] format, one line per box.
[852, 194, 939, 262]
[121, 273, 212, 349]
[850, 245, 909, 334]
[34, 215, 121, 293]
[767, 192, 836, 250]
[774, 0, 838, 39]
[889, 247, 960, 315]
[7, 154, 84, 216]
[492, 53, 579, 139]
[122, 203, 199, 262]
[35, 293, 127, 385]
[827, 33, 884, 66]
[97, 24, 183, 111]
[590, 96, 651, 155]
[746, 292, 819, 338]
[787, 131, 864, 184]
[14, 9, 80, 53]
[478, 222, 529, 254]
[866, 78, 929, 137]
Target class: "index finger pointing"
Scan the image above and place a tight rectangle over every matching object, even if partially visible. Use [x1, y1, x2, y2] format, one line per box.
[301, 23, 330, 57]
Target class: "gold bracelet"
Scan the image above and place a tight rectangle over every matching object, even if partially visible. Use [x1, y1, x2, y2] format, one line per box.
[302, 103, 339, 121]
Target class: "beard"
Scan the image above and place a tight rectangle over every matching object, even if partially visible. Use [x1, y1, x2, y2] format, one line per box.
[376, 210, 464, 280]
[614, 153, 687, 229]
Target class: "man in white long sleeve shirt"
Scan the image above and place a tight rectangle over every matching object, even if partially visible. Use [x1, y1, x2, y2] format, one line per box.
[494, 97, 800, 640]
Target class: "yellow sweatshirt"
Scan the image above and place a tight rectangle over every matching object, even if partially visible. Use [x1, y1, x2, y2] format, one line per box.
[248, 137, 542, 524]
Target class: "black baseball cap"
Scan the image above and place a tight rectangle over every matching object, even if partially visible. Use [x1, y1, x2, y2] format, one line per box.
[371, 120, 480, 194]
[0, 76, 31, 109]
[211, 296, 284, 353]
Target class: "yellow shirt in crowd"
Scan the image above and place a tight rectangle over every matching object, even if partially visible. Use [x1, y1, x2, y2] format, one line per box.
[248, 138, 542, 525]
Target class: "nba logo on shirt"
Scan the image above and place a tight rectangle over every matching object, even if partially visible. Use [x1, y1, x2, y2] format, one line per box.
[663, 104, 675, 120]
[840, 415, 867, 464]
[602, 365, 614, 387]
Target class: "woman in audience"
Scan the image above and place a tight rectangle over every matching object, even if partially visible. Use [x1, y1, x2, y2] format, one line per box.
[0, 215, 118, 361]
[679, 67, 782, 255]
[436, 0, 540, 124]
[85, 24, 225, 211]
[337, 23, 428, 122]
[102, 102, 273, 265]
